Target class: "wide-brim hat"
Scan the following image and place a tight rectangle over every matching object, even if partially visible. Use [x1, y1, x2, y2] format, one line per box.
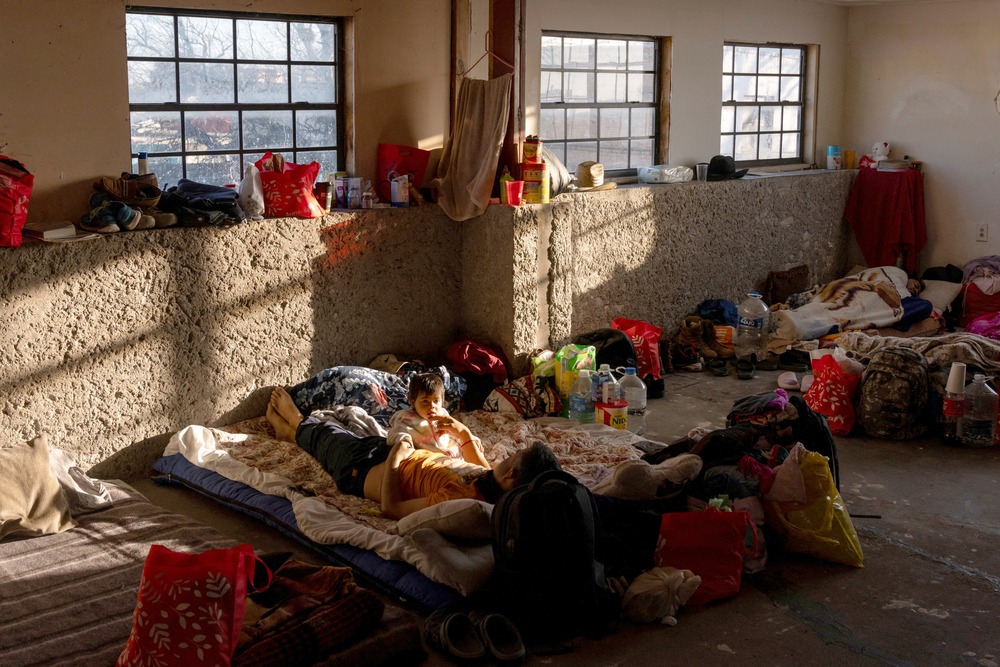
[368, 354, 410, 374]
[706, 155, 748, 181]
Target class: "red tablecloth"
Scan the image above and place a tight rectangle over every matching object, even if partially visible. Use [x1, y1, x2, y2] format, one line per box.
[843, 168, 926, 275]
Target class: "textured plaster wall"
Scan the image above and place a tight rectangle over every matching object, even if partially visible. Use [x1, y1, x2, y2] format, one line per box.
[0, 210, 461, 480]
[540, 172, 855, 350]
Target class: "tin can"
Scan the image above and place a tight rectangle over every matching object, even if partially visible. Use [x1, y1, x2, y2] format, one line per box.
[595, 399, 629, 430]
[521, 162, 549, 204]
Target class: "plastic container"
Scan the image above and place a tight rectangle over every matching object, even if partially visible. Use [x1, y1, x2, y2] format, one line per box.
[592, 363, 620, 404]
[137, 152, 149, 176]
[940, 362, 966, 445]
[619, 367, 647, 435]
[568, 369, 595, 424]
[960, 374, 997, 448]
[734, 292, 770, 362]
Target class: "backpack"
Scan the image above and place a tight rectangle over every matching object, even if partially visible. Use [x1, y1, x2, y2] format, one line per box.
[490, 470, 618, 641]
[855, 347, 930, 439]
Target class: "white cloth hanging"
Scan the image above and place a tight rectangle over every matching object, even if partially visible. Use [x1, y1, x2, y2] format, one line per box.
[431, 74, 512, 221]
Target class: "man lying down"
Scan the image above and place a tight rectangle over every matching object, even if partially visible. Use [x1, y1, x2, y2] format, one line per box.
[266, 384, 560, 519]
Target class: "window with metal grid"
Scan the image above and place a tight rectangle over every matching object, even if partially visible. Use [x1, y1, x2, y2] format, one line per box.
[126, 8, 342, 188]
[721, 42, 805, 166]
[540, 31, 659, 178]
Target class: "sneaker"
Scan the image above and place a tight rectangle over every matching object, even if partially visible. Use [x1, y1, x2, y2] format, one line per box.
[79, 205, 119, 233]
[95, 175, 161, 208]
[141, 208, 178, 228]
[105, 201, 143, 231]
[135, 213, 156, 230]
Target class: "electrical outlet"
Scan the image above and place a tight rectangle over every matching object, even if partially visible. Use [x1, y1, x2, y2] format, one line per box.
[977, 224, 989, 242]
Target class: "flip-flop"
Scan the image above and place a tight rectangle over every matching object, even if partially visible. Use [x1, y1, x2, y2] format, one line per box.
[736, 359, 755, 380]
[777, 371, 800, 391]
[706, 358, 730, 376]
[423, 610, 486, 660]
[800, 374, 815, 393]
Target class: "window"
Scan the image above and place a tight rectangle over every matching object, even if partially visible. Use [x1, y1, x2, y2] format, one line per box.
[126, 8, 342, 188]
[721, 43, 805, 166]
[540, 32, 659, 177]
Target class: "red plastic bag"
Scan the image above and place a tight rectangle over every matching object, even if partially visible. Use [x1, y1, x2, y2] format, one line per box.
[254, 152, 324, 218]
[804, 353, 861, 435]
[376, 144, 430, 203]
[117, 543, 271, 666]
[653, 508, 755, 605]
[0, 156, 33, 247]
[612, 317, 663, 379]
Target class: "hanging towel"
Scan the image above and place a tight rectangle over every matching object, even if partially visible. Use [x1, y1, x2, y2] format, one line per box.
[432, 74, 512, 221]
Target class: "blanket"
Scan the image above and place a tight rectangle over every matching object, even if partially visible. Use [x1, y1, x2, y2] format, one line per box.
[772, 266, 914, 340]
[164, 410, 646, 597]
[837, 330, 1000, 376]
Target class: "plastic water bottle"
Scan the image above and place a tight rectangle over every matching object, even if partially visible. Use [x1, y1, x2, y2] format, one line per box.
[940, 362, 965, 445]
[137, 152, 149, 176]
[619, 367, 647, 435]
[592, 364, 620, 403]
[568, 370, 595, 424]
[735, 292, 770, 362]
[960, 374, 997, 448]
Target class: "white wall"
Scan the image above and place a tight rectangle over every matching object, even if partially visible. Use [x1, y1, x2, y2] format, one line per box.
[524, 0, 849, 169]
[845, 1, 1000, 270]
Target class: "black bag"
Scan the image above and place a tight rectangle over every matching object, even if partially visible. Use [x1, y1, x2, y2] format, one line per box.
[856, 347, 930, 439]
[491, 470, 618, 641]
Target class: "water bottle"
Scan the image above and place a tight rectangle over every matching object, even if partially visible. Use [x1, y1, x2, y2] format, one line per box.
[568, 370, 595, 424]
[137, 152, 149, 176]
[592, 363, 620, 403]
[619, 367, 647, 435]
[940, 362, 965, 445]
[735, 292, 770, 362]
[960, 374, 997, 448]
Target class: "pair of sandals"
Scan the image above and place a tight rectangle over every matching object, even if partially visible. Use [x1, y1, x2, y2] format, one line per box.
[778, 371, 814, 392]
[424, 609, 526, 662]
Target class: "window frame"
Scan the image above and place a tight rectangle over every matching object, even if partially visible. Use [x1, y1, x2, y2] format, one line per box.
[125, 6, 344, 186]
[539, 30, 664, 179]
[721, 41, 809, 169]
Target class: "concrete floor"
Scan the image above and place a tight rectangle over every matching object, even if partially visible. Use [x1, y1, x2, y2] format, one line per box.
[134, 368, 1000, 667]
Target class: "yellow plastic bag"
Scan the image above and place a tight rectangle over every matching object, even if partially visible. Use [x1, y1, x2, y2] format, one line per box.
[554, 344, 596, 400]
[764, 446, 864, 567]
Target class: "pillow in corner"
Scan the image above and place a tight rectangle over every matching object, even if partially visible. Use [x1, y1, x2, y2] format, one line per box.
[392, 498, 492, 541]
[920, 279, 963, 315]
[0, 434, 76, 540]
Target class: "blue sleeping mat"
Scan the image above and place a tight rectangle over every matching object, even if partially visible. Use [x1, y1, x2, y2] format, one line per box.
[152, 453, 462, 612]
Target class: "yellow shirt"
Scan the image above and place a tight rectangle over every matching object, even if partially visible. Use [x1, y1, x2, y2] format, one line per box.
[396, 449, 485, 507]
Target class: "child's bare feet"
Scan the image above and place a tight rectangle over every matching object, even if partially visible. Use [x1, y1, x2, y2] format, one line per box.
[267, 387, 303, 442]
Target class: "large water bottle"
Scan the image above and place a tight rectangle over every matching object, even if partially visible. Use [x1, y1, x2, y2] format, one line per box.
[961, 374, 997, 448]
[568, 369, 595, 424]
[734, 292, 770, 362]
[592, 363, 620, 403]
[619, 367, 647, 435]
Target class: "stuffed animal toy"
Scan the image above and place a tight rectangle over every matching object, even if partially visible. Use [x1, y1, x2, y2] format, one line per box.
[621, 566, 703, 625]
[591, 453, 703, 501]
[859, 141, 890, 169]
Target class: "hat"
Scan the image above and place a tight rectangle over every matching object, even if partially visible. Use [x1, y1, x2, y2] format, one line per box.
[706, 155, 748, 181]
[368, 354, 410, 374]
[572, 161, 618, 192]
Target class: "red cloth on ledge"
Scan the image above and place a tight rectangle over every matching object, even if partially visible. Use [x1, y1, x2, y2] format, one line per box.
[843, 168, 926, 275]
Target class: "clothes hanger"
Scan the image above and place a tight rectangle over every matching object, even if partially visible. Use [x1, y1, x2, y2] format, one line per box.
[459, 30, 514, 77]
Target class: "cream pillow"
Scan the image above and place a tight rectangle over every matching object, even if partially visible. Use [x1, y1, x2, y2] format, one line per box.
[392, 498, 493, 541]
[0, 435, 76, 540]
[920, 279, 963, 314]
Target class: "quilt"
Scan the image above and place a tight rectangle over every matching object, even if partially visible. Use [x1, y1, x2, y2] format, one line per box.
[163, 411, 646, 598]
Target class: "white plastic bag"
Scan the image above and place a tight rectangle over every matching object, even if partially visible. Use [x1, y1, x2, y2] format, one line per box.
[238, 164, 265, 220]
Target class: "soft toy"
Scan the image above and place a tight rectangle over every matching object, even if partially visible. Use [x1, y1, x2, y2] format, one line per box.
[859, 141, 890, 169]
[621, 566, 703, 625]
[591, 453, 703, 501]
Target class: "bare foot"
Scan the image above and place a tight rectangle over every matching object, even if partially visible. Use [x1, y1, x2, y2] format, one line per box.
[265, 402, 297, 443]
[267, 387, 303, 442]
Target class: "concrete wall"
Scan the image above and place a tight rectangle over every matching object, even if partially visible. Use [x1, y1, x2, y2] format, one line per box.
[845, 2, 1000, 269]
[0, 211, 462, 480]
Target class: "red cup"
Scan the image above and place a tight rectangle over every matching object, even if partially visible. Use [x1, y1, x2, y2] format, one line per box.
[505, 180, 524, 206]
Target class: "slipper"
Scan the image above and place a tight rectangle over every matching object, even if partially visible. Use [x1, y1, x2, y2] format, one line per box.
[423, 610, 486, 660]
[472, 613, 526, 662]
[777, 371, 800, 391]
[778, 349, 810, 372]
[736, 359, 755, 380]
[706, 358, 730, 376]
[800, 374, 815, 393]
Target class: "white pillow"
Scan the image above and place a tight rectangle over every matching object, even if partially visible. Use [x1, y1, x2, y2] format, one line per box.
[920, 279, 963, 314]
[392, 498, 492, 541]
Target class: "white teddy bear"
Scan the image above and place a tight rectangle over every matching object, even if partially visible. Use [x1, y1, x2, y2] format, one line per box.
[860, 141, 890, 169]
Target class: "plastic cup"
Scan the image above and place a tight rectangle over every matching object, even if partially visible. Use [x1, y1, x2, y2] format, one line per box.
[505, 180, 524, 206]
[695, 163, 709, 181]
[946, 362, 967, 395]
[843, 150, 857, 169]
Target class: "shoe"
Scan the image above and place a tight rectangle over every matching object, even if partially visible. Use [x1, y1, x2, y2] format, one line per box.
[801, 374, 815, 393]
[754, 354, 779, 371]
[95, 175, 162, 208]
[778, 349, 810, 372]
[135, 213, 156, 230]
[105, 201, 143, 230]
[706, 358, 730, 377]
[79, 207, 119, 233]
[736, 358, 755, 380]
[142, 208, 178, 228]
[472, 613, 525, 662]
[777, 371, 800, 391]
[423, 611, 486, 661]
